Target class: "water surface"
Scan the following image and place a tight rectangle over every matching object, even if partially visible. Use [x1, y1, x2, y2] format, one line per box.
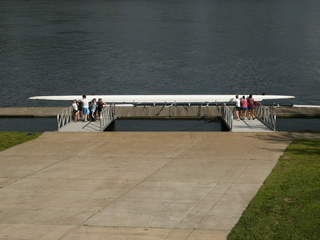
[1, 0, 320, 131]
[1, 0, 319, 108]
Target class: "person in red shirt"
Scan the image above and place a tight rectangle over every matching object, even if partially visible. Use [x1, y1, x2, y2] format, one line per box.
[247, 94, 255, 120]
[241, 96, 248, 120]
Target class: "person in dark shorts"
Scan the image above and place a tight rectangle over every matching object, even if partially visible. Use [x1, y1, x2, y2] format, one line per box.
[247, 94, 255, 120]
[77, 99, 83, 120]
[97, 98, 107, 119]
[72, 99, 79, 123]
[235, 95, 241, 121]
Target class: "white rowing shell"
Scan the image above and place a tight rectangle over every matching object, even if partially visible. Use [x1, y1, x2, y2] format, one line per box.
[28, 95, 295, 103]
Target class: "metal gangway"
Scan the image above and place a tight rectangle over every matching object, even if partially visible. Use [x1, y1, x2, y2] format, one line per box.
[220, 103, 276, 132]
[57, 104, 115, 132]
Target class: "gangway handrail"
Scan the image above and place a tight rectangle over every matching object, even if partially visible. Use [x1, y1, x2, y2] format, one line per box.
[100, 104, 115, 131]
[57, 106, 73, 130]
[255, 104, 276, 131]
[220, 103, 233, 130]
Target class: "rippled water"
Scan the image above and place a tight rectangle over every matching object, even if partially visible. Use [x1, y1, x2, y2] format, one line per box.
[1, 0, 320, 109]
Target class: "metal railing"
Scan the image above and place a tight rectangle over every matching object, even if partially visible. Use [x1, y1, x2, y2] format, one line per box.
[255, 104, 276, 131]
[100, 104, 115, 131]
[220, 103, 233, 130]
[57, 106, 73, 130]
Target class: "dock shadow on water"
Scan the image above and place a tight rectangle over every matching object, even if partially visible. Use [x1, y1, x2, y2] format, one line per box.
[0, 118, 57, 132]
[0, 118, 224, 132]
[2, 118, 319, 132]
[107, 119, 224, 132]
[277, 118, 320, 132]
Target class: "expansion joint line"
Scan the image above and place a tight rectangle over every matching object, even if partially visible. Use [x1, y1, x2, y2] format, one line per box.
[3, 154, 73, 188]
[193, 165, 249, 230]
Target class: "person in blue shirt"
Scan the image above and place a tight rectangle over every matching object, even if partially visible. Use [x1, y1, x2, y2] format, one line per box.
[90, 98, 97, 121]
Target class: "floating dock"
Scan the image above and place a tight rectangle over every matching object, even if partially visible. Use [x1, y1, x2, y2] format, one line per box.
[1, 106, 319, 133]
[274, 105, 320, 118]
[0, 107, 64, 118]
[0, 106, 320, 118]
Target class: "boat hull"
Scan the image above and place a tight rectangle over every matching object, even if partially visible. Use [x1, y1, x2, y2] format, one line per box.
[28, 95, 295, 104]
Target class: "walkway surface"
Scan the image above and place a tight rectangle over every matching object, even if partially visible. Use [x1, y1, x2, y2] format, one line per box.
[59, 121, 101, 132]
[0, 132, 319, 240]
[231, 119, 272, 132]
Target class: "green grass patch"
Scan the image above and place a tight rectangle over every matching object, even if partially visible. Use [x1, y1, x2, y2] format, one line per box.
[228, 139, 320, 240]
[0, 132, 41, 152]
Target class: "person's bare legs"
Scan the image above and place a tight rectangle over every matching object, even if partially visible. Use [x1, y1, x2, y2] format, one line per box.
[236, 110, 240, 120]
[243, 110, 247, 120]
[74, 112, 79, 123]
[248, 109, 252, 120]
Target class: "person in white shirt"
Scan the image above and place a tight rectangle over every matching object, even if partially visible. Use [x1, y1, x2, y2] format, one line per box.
[81, 95, 90, 122]
[235, 95, 241, 121]
[72, 99, 79, 123]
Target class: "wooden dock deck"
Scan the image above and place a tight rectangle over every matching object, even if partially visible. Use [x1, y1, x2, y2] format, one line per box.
[0, 106, 319, 119]
[0, 107, 64, 118]
[275, 106, 320, 118]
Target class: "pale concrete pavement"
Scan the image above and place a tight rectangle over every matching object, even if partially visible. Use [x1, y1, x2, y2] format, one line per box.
[1, 132, 318, 239]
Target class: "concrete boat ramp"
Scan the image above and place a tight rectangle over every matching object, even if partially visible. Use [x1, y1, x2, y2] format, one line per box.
[1, 131, 319, 240]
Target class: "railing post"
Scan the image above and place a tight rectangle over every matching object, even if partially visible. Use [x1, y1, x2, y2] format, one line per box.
[57, 106, 73, 131]
[99, 104, 115, 131]
[220, 103, 233, 131]
[255, 104, 276, 131]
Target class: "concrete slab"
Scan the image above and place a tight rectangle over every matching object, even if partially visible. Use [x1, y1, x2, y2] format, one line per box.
[0, 155, 66, 178]
[60, 226, 172, 240]
[187, 229, 229, 240]
[1, 131, 313, 239]
[0, 224, 76, 240]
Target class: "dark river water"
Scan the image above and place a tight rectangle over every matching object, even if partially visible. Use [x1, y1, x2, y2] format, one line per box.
[0, 0, 320, 131]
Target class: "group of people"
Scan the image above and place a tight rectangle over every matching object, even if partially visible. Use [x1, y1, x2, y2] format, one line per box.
[72, 95, 107, 123]
[234, 94, 257, 121]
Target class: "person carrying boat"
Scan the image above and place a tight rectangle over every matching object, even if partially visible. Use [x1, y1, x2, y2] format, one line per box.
[72, 99, 79, 123]
[247, 94, 255, 120]
[241, 96, 248, 120]
[235, 95, 241, 121]
[81, 95, 90, 122]
[97, 98, 107, 120]
[90, 98, 97, 121]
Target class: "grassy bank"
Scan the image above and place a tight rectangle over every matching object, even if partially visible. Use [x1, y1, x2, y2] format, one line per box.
[0, 132, 41, 152]
[228, 139, 320, 240]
